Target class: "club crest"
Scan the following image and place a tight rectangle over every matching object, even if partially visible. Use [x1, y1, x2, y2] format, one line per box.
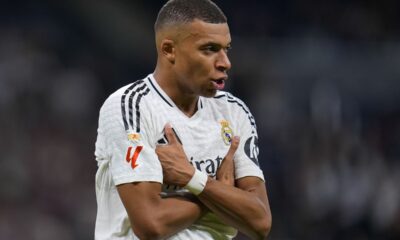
[220, 119, 233, 145]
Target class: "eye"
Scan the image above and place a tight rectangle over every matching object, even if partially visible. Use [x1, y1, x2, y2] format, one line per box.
[224, 45, 232, 53]
[201, 44, 220, 54]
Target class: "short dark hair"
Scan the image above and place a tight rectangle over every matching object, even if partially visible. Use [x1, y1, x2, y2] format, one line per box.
[155, 0, 227, 31]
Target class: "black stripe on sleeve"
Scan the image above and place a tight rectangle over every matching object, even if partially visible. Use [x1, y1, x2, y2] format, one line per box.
[227, 99, 257, 128]
[128, 84, 148, 129]
[121, 80, 144, 131]
[135, 88, 150, 132]
[213, 93, 256, 129]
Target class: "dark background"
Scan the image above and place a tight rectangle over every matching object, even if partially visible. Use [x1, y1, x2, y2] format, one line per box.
[1, 0, 399, 239]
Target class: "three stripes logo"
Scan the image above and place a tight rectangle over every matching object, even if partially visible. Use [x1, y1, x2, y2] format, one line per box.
[121, 80, 150, 170]
[121, 80, 150, 132]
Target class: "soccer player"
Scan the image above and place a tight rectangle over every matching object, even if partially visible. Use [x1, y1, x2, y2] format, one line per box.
[94, 0, 272, 239]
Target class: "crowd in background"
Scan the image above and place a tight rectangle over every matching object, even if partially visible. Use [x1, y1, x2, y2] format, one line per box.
[0, 0, 399, 239]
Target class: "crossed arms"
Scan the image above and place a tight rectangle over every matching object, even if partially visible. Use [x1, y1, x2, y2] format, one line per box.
[117, 125, 272, 240]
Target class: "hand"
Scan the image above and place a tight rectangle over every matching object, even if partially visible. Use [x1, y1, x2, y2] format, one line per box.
[216, 136, 240, 186]
[155, 124, 195, 187]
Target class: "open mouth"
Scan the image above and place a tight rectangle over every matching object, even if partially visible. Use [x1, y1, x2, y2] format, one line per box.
[211, 78, 226, 90]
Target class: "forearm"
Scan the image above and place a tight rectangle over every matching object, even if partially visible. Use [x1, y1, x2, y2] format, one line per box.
[150, 197, 204, 239]
[155, 126, 271, 238]
[198, 178, 271, 240]
[118, 183, 204, 240]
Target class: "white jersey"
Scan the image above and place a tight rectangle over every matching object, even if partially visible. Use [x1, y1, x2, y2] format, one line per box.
[94, 74, 264, 240]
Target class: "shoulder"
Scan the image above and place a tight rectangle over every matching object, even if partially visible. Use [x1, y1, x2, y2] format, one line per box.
[210, 91, 252, 115]
[208, 91, 257, 129]
[101, 78, 152, 112]
[99, 78, 153, 129]
[104, 79, 149, 105]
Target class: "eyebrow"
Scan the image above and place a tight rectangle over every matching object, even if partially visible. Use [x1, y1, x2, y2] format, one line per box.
[200, 41, 231, 48]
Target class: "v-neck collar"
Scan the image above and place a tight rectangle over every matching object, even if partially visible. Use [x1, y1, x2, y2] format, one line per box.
[147, 74, 204, 120]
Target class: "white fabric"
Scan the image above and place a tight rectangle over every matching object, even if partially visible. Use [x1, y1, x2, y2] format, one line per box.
[94, 74, 264, 240]
[184, 169, 209, 195]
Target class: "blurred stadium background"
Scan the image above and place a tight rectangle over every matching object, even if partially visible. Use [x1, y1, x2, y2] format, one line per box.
[1, 0, 399, 239]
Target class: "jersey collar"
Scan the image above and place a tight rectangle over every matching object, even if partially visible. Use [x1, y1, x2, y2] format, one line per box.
[147, 74, 204, 111]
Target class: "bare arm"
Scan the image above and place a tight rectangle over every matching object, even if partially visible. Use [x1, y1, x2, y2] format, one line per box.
[198, 177, 272, 239]
[208, 136, 272, 239]
[117, 182, 204, 240]
[156, 125, 272, 239]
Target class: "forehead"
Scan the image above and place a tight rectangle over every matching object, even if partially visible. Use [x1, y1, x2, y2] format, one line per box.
[179, 19, 231, 45]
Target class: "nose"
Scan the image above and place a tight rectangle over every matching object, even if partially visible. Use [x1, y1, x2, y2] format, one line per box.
[216, 51, 231, 72]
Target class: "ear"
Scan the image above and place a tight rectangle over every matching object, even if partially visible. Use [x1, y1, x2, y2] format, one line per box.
[160, 39, 175, 64]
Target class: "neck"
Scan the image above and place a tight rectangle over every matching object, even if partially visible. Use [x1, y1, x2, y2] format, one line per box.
[153, 68, 199, 117]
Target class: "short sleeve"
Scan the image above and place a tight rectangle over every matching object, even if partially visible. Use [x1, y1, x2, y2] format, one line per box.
[230, 97, 265, 181]
[98, 87, 162, 185]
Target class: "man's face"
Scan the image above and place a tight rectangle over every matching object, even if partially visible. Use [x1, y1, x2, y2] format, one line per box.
[173, 20, 232, 98]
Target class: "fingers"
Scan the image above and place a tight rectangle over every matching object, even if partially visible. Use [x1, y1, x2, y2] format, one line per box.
[164, 123, 178, 145]
[216, 136, 240, 185]
[224, 136, 240, 160]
